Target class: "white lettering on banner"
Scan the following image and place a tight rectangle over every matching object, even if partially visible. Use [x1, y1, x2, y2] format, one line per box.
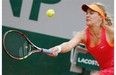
[78, 57, 99, 66]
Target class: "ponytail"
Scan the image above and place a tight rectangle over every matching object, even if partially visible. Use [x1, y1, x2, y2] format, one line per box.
[104, 15, 113, 26]
[93, 2, 113, 26]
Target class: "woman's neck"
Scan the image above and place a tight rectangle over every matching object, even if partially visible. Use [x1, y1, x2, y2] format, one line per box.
[88, 25, 102, 36]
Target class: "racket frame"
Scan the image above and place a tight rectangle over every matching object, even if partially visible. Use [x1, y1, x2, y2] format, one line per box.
[3, 30, 52, 60]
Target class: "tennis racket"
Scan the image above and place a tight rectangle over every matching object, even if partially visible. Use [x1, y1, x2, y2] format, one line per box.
[3, 30, 53, 60]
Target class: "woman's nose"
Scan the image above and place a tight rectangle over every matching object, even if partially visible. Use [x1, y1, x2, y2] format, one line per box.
[86, 13, 90, 17]
[86, 14, 89, 19]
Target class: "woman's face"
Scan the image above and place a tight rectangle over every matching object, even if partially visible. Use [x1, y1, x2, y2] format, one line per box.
[86, 8, 102, 26]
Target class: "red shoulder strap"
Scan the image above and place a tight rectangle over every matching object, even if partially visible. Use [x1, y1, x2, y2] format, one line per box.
[86, 28, 90, 47]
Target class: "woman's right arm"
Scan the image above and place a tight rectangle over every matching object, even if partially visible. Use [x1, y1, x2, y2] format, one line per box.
[48, 30, 86, 57]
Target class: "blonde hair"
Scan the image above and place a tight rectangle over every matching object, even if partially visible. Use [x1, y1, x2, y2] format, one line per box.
[93, 2, 113, 26]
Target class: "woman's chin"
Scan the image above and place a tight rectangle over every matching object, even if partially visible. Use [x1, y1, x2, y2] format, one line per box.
[86, 24, 92, 27]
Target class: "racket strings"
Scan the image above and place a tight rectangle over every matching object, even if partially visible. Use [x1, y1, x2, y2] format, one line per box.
[4, 31, 31, 58]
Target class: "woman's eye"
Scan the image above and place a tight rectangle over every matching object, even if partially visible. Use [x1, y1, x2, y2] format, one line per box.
[86, 12, 94, 15]
[90, 11, 94, 14]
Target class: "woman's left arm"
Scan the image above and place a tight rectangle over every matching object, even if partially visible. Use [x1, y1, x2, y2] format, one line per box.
[104, 25, 114, 44]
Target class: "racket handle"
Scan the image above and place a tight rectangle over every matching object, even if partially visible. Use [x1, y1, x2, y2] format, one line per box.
[42, 49, 53, 54]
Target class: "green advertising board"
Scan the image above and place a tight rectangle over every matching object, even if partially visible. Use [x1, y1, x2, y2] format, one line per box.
[76, 52, 100, 70]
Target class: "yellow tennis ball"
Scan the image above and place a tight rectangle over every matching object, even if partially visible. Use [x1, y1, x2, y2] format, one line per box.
[46, 9, 55, 17]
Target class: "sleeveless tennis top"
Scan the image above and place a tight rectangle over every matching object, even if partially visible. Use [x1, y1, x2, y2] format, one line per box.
[86, 27, 114, 69]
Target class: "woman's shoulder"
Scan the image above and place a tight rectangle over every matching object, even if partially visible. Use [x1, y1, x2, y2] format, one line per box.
[75, 28, 86, 36]
[75, 29, 87, 43]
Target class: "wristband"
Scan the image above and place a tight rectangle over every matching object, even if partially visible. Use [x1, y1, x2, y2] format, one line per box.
[56, 46, 61, 53]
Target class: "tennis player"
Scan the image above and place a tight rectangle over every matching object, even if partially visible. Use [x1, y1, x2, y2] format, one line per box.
[48, 2, 114, 75]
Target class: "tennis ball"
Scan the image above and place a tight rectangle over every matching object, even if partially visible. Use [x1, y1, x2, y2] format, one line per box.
[46, 9, 55, 17]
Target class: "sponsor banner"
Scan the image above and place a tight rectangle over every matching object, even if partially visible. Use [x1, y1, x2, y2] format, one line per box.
[76, 53, 100, 70]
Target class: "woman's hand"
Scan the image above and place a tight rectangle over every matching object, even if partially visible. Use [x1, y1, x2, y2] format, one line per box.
[92, 73, 100, 75]
[47, 46, 61, 57]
